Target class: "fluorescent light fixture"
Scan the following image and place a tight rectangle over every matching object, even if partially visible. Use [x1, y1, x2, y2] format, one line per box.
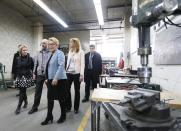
[33, 0, 68, 28]
[93, 0, 104, 25]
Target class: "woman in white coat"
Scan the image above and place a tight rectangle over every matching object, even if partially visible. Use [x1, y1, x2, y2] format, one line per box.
[66, 38, 85, 114]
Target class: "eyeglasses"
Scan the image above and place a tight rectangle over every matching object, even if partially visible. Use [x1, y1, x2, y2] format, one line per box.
[48, 43, 56, 46]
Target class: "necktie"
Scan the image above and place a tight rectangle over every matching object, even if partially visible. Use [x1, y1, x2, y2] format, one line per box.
[88, 53, 93, 69]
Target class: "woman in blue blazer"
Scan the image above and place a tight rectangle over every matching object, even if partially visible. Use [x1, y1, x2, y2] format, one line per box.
[41, 37, 68, 125]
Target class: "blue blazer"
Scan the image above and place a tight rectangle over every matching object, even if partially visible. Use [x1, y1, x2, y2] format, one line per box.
[47, 49, 67, 80]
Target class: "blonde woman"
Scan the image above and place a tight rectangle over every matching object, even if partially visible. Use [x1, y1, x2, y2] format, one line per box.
[41, 37, 68, 125]
[14, 44, 34, 114]
[66, 38, 85, 114]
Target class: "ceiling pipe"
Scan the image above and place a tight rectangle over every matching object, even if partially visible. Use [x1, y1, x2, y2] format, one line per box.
[43, 26, 124, 33]
[39, 18, 124, 28]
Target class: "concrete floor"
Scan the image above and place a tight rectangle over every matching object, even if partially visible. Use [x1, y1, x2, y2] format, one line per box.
[0, 83, 117, 131]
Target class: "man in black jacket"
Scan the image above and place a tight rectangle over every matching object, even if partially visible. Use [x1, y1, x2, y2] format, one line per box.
[82, 45, 102, 103]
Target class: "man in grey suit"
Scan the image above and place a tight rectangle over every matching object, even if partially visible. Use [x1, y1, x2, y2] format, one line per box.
[28, 39, 51, 114]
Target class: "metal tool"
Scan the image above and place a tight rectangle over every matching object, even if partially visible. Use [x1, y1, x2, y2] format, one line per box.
[103, 88, 181, 131]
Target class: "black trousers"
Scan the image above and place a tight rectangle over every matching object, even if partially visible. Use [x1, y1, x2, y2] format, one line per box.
[66, 73, 80, 111]
[32, 75, 45, 110]
[45, 79, 67, 118]
[84, 70, 99, 99]
[46, 99, 66, 118]
[17, 88, 27, 107]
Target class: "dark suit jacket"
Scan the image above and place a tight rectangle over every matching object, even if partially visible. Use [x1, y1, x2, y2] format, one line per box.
[84, 52, 102, 81]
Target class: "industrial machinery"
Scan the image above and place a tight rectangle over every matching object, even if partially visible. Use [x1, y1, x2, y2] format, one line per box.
[103, 88, 181, 131]
[102, 1, 181, 131]
[130, 0, 181, 84]
[119, 88, 177, 131]
[0, 63, 7, 89]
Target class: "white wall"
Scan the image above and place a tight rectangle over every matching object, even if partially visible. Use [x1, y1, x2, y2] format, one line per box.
[0, 3, 34, 78]
[33, 22, 43, 53]
[129, 16, 181, 96]
[44, 31, 90, 53]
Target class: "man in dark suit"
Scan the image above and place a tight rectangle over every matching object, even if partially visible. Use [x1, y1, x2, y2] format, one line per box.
[82, 45, 102, 103]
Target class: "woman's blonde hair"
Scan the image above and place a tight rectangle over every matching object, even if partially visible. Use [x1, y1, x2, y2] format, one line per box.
[19, 44, 28, 54]
[70, 38, 81, 53]
[49, 37, 60, 47]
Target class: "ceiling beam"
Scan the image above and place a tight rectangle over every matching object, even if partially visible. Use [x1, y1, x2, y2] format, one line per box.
[38, 18, 123, 27]
[107, 4, 132, 9]
[43, 26, 124, 33]
[19, 0, 33, 9]
[25, 14, 123, 23]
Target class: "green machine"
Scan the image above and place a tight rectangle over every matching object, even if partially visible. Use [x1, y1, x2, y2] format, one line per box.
[0, 63, 7, 90]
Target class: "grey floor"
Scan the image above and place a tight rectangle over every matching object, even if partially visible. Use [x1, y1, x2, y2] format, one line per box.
[0, 83, 117, 131]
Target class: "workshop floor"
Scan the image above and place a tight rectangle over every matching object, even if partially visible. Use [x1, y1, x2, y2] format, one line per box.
[0, 83, 117, 131]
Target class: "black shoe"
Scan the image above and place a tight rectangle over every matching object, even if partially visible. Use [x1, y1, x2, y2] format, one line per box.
[23, 101, 28, 108]
[15, 107, 21, 115]
[82, 98, 89, 103]
[74, 110, 79, 114]
[57, 115, 66, 124]
[41, 116, 53, 125]
[28, 108, 38, 114]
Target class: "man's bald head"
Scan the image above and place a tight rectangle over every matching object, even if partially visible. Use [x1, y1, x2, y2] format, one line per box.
[41, 39, 48, 50]
[41, 39, 48, 44]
